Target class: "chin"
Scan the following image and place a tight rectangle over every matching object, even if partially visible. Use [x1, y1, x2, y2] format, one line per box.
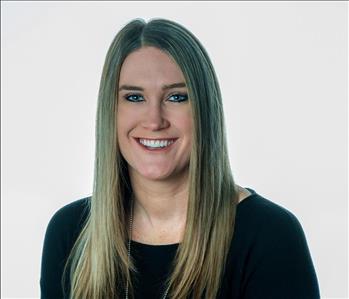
[130, 162, 189, 182]
[139, 170, 172, 181]
[134, 164, 178, 180]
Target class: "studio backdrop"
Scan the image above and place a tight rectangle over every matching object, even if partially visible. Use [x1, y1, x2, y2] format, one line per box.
[1, 1, 347, 298]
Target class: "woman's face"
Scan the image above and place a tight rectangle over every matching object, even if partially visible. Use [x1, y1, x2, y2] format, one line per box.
[117, 46, 193, 182]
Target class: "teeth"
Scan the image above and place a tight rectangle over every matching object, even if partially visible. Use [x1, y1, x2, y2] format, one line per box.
[139, 139, 174, 148]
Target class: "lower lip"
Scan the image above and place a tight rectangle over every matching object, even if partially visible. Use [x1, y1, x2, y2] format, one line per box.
[134, 138, 177, 152]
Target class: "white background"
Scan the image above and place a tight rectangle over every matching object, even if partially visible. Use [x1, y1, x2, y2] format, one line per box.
[1, 1, 347, 298]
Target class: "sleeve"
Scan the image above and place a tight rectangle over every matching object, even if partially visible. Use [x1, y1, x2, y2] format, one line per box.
[40, 207, 73, 299]
[241, 209, 321, 299]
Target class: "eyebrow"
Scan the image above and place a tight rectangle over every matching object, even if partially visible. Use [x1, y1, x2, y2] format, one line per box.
[118, 82, 186, 91]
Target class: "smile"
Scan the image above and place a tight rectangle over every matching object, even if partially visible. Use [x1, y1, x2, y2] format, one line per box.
[135, 138, 177, 151]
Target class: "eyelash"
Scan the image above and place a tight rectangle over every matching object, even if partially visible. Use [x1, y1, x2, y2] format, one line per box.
[123, 93, 188, 103]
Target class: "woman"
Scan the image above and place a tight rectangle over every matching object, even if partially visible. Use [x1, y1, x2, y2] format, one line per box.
[40, 18, 320, 299]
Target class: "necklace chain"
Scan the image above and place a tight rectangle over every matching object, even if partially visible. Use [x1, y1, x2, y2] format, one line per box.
[125, 199, 170, 299]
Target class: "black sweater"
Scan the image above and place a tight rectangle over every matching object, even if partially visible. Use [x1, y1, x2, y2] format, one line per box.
[40, 188, 320, 298]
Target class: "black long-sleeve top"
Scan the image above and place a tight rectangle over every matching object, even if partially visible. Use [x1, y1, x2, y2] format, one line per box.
[40, 188, 320, 298]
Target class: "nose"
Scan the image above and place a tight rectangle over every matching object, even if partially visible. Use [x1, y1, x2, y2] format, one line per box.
[141, 102, 170, 131]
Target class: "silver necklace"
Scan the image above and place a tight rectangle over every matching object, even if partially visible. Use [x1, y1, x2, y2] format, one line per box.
[125, 200, 170, 299]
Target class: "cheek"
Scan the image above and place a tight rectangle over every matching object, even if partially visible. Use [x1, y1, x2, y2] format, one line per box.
[116, 106, 131, 145]
[117, 105, 135, 133]
[176, 112, 193, 136]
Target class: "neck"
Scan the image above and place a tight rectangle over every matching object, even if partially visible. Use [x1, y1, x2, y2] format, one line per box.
[129, 169, 189, 227]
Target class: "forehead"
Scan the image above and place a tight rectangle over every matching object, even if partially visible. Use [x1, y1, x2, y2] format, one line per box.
[118, 46, 186, 87]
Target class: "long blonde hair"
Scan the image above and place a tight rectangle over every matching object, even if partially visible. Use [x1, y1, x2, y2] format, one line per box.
[63, 18, 239, 299]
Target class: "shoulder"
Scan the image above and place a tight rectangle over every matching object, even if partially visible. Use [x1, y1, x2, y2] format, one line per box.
[47, 197, 90, 228]
[231, 189, 320, 298]
[44, 196, 91, 247]
[235, 189, 316, 275]
[50, 196, 90, 222]
[234, 189, 314, 262]
[237, 189, 304, 236]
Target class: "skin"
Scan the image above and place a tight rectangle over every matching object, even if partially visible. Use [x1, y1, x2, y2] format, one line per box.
[117, 46, 251, 245]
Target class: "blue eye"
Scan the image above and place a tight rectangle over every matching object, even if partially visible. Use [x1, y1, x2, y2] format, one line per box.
[124, 94, 144, 102]
[123, 93, 188, 103]
[168, 93, 188, 102]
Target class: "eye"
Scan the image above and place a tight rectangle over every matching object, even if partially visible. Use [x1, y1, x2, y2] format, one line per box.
[168, 93, 188, 103]
[123, 93, 144, 102]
